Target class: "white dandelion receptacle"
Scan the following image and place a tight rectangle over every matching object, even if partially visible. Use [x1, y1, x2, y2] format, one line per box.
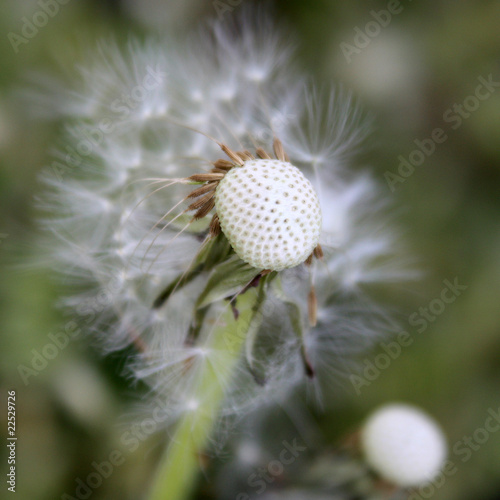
[214, 159, 322, 271]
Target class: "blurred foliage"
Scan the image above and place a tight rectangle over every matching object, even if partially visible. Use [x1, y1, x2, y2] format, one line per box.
[1, 0, 499, 499]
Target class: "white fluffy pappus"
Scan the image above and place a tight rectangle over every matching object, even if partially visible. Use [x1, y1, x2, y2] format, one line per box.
[36, 11, 413, 431]
[361, 403, 447, 487]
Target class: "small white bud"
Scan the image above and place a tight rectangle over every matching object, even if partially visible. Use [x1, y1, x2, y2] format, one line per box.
[361, 403, 447, 487]
[215, 159, 322, 271]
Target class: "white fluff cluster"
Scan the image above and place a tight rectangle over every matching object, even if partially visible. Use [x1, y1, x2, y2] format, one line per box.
[361, 403, 447, 487]
[37, 12, 411, 426]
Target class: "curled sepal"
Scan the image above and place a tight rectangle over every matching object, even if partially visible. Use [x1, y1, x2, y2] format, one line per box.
[152, 234, 232, 309]
[271, 277, 315, 377]
[244, 274, 270, 377]
[195, 256, 262, 309]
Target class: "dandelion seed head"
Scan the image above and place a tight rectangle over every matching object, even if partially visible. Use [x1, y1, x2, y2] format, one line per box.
[35, 9, 414, 432]
[361, 404, 447, 487]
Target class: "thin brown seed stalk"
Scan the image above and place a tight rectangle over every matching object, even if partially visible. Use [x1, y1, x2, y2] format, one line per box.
[210, 167, 229, 174]
[255, 148, 271, 159]
[308, 285, 318, 327]
[209, 214, 221, 237]
[236, 151, 250, 161]
[213, 159, 234, 170]
[219, 143, 244, 166]
[188, 173, 225, 182]
[302, 349, 315, 378]
[313, 244, 324, 260]
[192, 197, 215, 220]
[186, 182, 217, 199]
[188, 192, 215, 212]
[236, 150, 255, 161]
[273, 137, 289, 162]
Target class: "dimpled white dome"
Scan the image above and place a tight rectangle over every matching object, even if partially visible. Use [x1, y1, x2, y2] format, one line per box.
[214, 159, 322, 271]
[361, 404, 447, 487]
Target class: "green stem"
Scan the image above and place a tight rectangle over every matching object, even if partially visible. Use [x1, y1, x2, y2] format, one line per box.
[147, 287, 262, 500]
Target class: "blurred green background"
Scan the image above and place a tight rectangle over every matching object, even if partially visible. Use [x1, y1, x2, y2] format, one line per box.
[1, 1, 499, 499]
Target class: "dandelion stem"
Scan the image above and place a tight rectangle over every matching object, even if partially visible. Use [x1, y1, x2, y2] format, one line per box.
[147, 286, 264, 500]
